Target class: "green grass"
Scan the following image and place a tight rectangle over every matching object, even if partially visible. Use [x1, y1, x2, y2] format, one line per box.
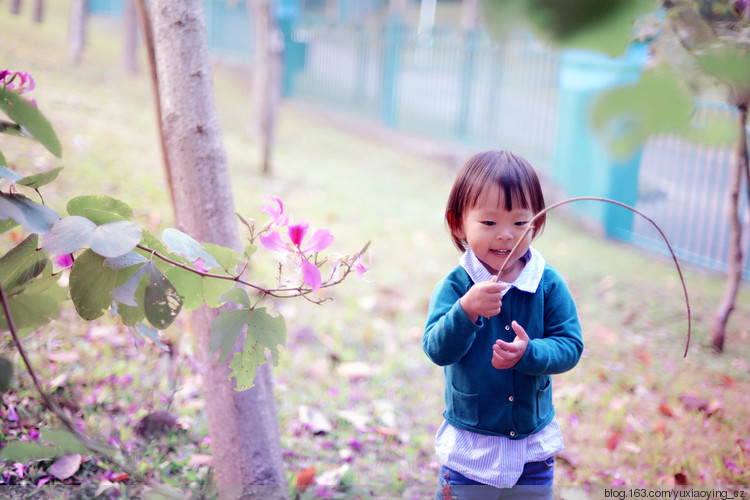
[2, 3, 750, 497]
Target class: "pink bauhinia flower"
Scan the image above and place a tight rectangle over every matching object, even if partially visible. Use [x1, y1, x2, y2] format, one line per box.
[260, 195, 289, 229]
[260, 221, 334, 291]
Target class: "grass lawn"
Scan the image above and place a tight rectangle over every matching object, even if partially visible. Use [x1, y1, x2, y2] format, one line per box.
[1, 3, 749, 498]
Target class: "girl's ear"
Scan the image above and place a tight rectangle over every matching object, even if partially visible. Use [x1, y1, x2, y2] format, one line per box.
[447, 210, 465, 239]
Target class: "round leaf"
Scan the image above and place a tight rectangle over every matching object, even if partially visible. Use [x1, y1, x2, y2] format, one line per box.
[42, 216, 96, 255]
[66, 195, 133, 221]
[69, 250, 117, 320]
[0, 192, 59, 235]
[90, 221, 142, 258]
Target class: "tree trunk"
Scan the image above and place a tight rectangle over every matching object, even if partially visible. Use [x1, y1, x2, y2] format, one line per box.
[33, 0, 43, 22]
[460, 0, 479, 30]
[710, 102, 748, 352]
[69, 0, 88, 64]
[122, 0, 139, 73]
[249, 0, 283, 176]
[10, 0, 22, 15]
[148, 1, 288, 498]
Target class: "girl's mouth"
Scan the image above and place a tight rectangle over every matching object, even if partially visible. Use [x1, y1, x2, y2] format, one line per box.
[491, 249, 511, 256]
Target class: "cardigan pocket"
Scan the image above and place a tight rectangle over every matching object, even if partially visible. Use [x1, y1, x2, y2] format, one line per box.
[536, 377, 553, 420]
[448, 384, 479, 426]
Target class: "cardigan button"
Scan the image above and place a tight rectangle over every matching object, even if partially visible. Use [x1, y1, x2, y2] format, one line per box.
[510, 430, 516, 437]
[508, 396, 514, 402]
[505, 325, 511, 330]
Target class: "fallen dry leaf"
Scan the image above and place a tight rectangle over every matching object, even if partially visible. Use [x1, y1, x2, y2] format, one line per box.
[111, 472, 130, 482]
[296, 466, 315, 492]
[187, 454, 213, 468]
[48, 453, 81, 480]
[679, 391, 708, 413]
[47, 351, 80, 364]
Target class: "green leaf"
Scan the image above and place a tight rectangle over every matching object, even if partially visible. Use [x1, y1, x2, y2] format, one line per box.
[144, 264, 183, 329]
[215, 307, 287, 391]
[69, 249, 117, 320]
[696, 46, 750, 89]
[66, 195, 133, 222]
[483, 0, 653, 57]
[112, 264, 148, 306]
[18, 166, 63, 189]
[40, 429, 91, 455]
[202, 242, 242, 271]
[228, 340, 268, 391]
[162, 228, 220, 268]
[90, 220, 142, 258]
[133, 322, 169, 350]
[210, 308, 251, 363]
[0, 217, 18, 234]
[219, 287, 252, 308]
[42, 216, 97, 255]
[0, 192, 59, 234]
[246, 308, 286, 366]
[592, 69, 694, 157]
[0, 234, 48, 296]
[0, 87, 62, 157]
[104, 251, 149, 270]
[202, 271, 236, 308]
[165, 266, 204, 310]
[0, 356, 12, 393]
[0, 441, 61, 462]
[0, 285, 65, 337]
[0, 165, 23, 183]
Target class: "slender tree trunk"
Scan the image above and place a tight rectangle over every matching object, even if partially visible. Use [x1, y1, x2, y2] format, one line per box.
[10, 0, 22, 15]
[122, 0, 139, 73]
[250, 0, 282, 176]
[33, 0, 43, 22]
[149, 1, 288, 498]
[711, 102, 748, 352]
[460, 0, 479, 30]
[69, 0, 88, 64]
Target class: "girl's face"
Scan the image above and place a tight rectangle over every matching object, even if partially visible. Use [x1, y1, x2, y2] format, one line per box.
[455, 185, 534, 280]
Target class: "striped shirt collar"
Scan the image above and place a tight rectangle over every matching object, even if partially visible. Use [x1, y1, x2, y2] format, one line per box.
[459, 247, 545, 295]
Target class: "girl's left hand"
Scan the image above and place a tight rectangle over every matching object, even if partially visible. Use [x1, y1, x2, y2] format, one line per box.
[491, 321, 529, 369]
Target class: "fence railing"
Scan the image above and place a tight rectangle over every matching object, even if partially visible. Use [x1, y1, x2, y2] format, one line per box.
[284, 18, 749, 279]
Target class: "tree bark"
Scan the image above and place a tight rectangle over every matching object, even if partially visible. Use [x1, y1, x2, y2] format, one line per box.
[10, 0, 22, 15]
[710, 102, 748, 352]
[69, 0, 88, 64]
[148, 1, 288, 498]
[249, 0, 283, 176]
[122, 0, 139, 73]
[33, 0, 43, 22]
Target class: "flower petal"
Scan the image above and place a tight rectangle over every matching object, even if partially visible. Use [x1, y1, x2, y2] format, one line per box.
[288, 222, 309, 250]
[299, 258, 322, 291]
[259, 232, 292, 252]
[302, 228, 334, 254]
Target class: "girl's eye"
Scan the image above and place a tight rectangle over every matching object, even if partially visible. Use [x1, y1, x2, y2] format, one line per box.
[515, 221, 529, 227]
[481, 221, 496, 227]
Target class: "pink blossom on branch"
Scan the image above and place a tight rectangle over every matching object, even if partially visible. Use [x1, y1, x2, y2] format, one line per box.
[259, 195, 288, 229]
[259, 220, 334, 291]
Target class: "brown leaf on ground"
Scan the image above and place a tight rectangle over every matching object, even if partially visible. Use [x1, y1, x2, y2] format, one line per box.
[679, 391, 708, 413]
[48, 453, 82, 480]
[187, 454, 214, 468]
[296, 466, 316, 492]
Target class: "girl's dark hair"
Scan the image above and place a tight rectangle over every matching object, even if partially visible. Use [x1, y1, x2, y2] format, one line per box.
[445, 150, 546, 252]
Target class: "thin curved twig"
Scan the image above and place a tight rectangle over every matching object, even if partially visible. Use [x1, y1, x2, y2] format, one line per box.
[498, 196, 692, 358]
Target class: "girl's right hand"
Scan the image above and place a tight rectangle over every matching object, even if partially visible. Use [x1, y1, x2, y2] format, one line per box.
[460, 275, 506, 323]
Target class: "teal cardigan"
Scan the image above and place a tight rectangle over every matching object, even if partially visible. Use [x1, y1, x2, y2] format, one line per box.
[423, 264, 583, 439]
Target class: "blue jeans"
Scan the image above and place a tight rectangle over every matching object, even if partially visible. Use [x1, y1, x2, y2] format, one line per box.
[434, 457, 555, 500]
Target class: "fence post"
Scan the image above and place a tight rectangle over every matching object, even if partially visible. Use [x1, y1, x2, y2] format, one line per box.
[277, 0, 305, 97]
[552, 43, 648, 239]
[457, 29, 478, 138]
[381, 14, 403, 127]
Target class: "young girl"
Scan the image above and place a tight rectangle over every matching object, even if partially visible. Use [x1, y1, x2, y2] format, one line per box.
[423, 150, 584, 499]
